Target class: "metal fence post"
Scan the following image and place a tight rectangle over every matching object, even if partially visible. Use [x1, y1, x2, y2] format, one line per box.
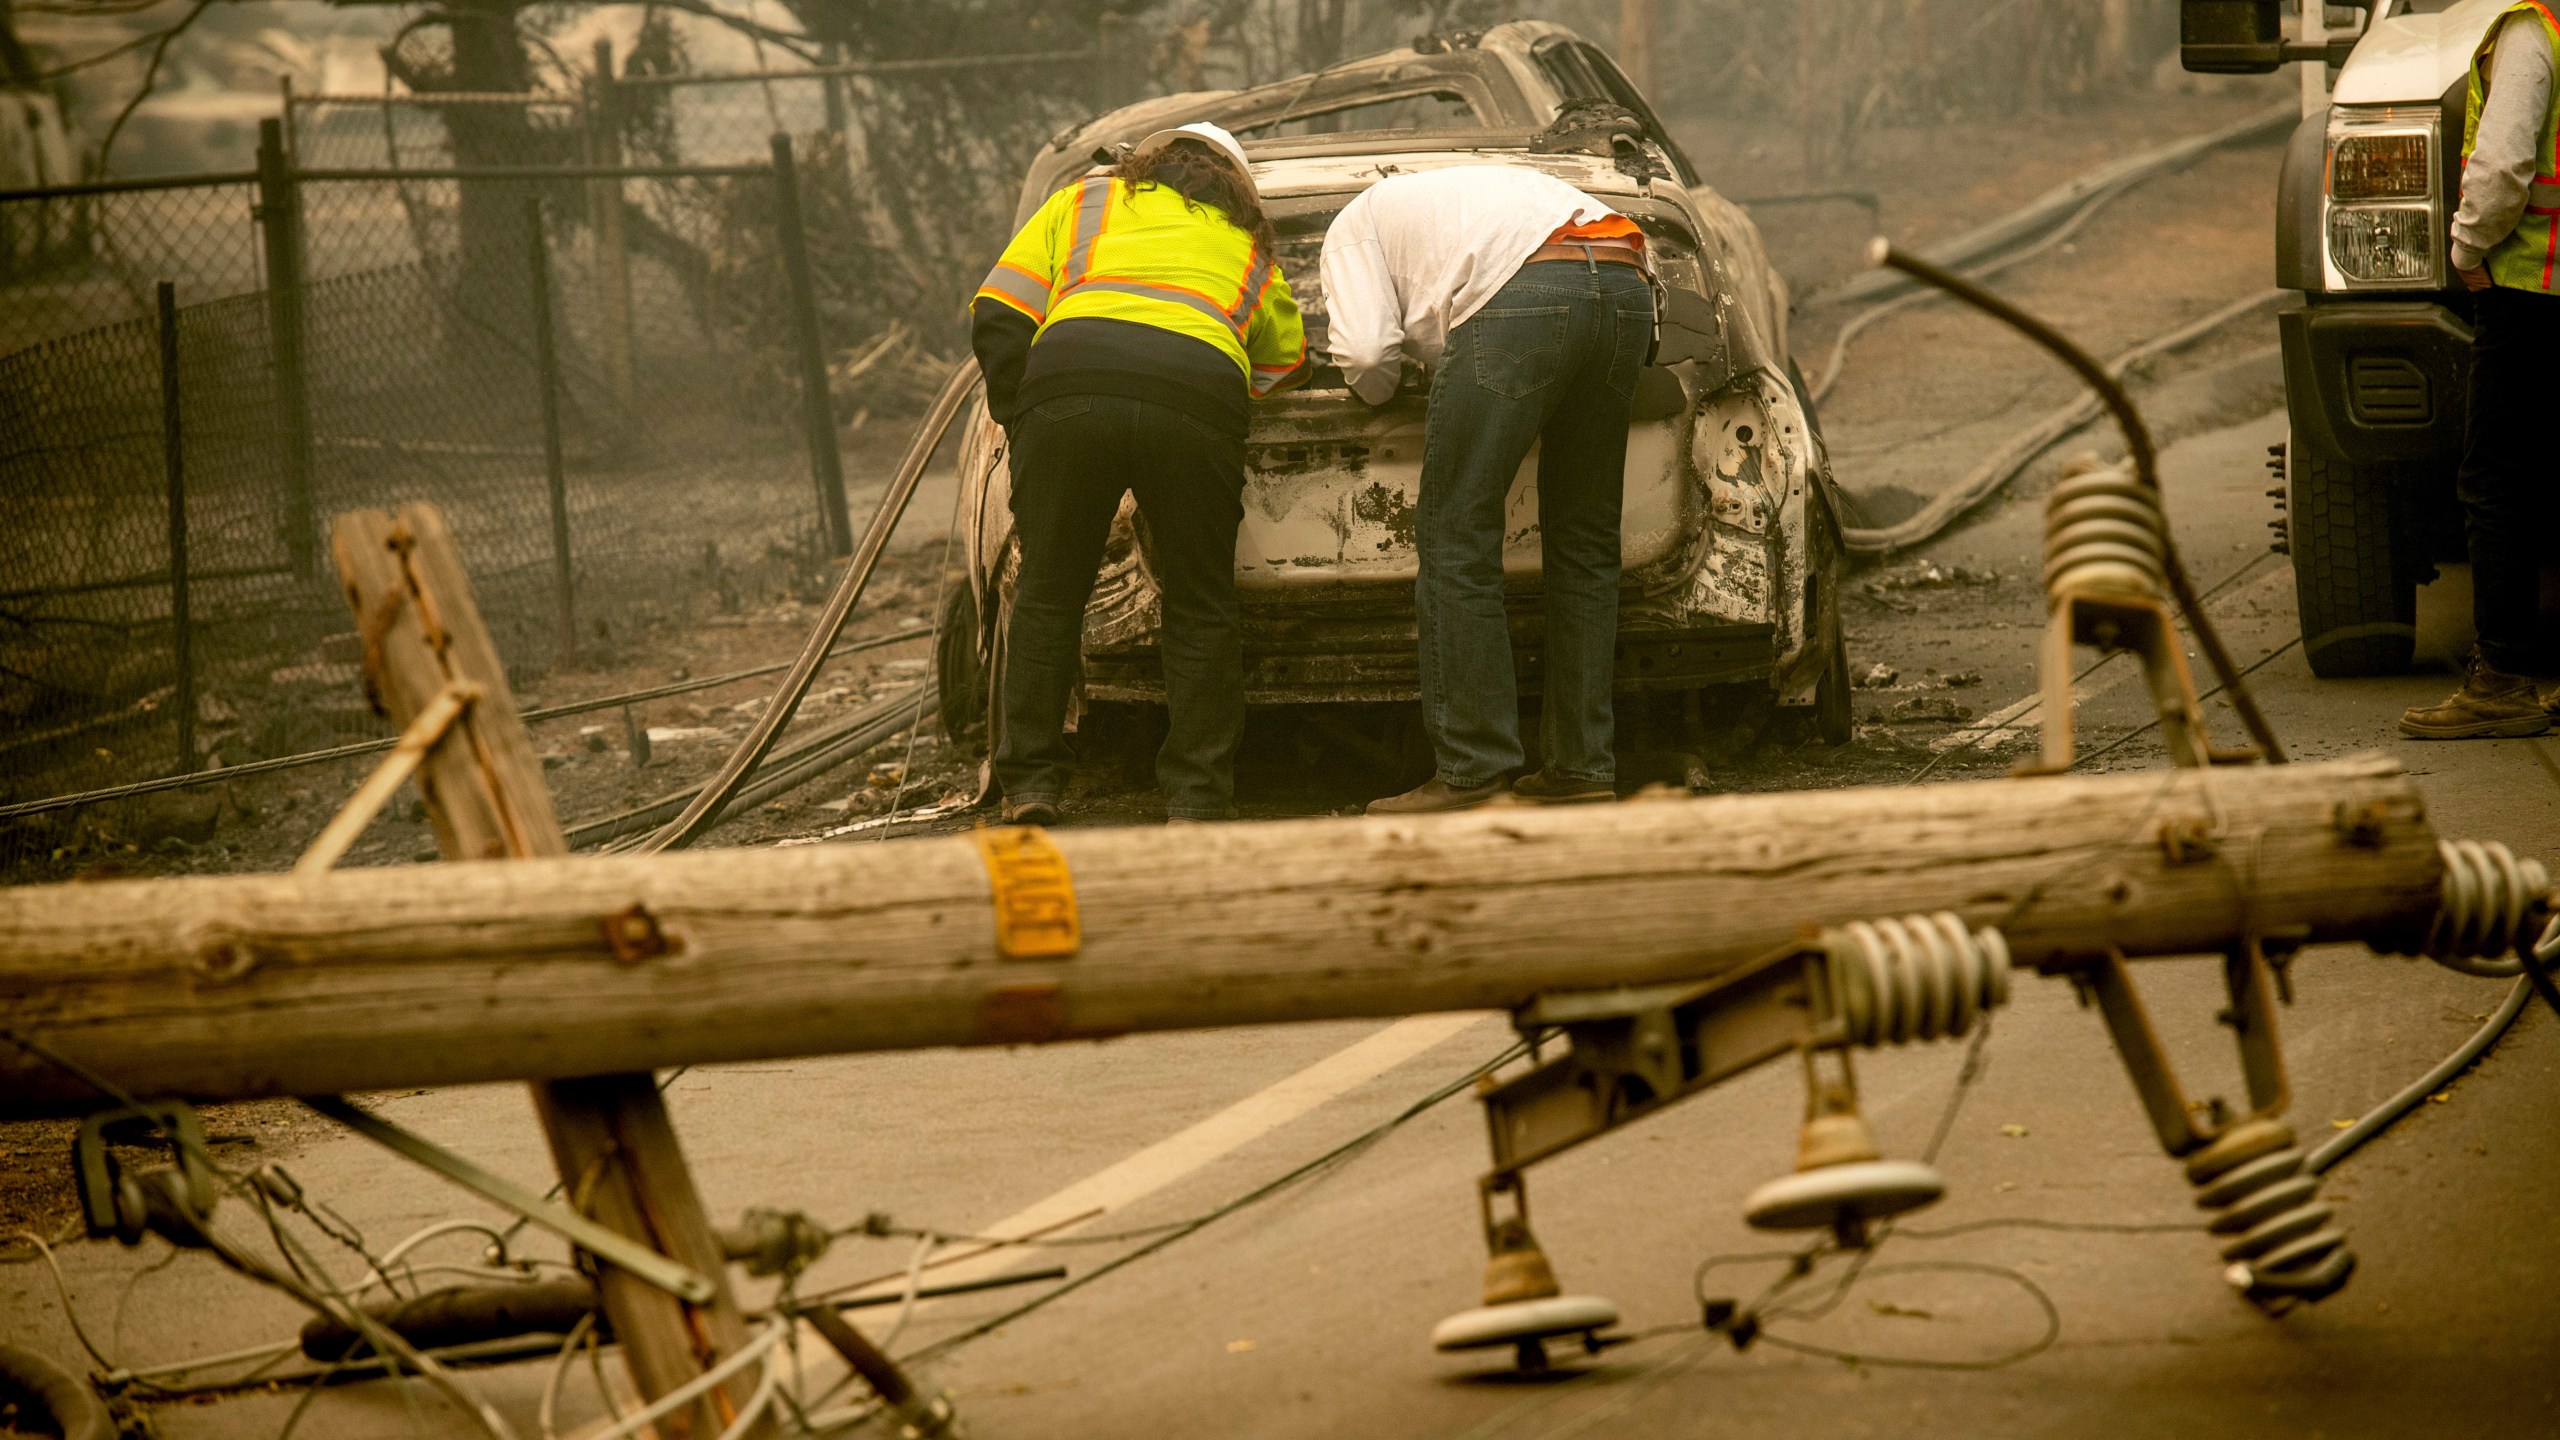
[525, 197, 577, 665]
[819, 41, 849, 133]
[769, 132, 852, 557]
[255, 117, 316, 578]
[157, 281, 195, 775]
[277, 74, 298, 163]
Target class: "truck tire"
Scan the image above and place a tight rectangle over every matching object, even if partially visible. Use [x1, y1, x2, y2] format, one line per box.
[2288, 430, 2416, 678]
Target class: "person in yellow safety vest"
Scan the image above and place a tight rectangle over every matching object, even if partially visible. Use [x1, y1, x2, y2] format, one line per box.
[2402, 0, 2560, 738]
[969, 120, 1307, 823]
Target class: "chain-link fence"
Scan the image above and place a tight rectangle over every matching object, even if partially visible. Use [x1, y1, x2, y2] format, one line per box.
[288, 91, 594, 172]
[0, 147, 847, 874]
[1, 45, 1105, 875]
[0, 174, 266, 357]
[276, 53, 1100, 409]
[611, 52, 1098, 400]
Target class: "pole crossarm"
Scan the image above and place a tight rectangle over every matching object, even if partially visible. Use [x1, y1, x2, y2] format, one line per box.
[0, 754, 2448, 1114]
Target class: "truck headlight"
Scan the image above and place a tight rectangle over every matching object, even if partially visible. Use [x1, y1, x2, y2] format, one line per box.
[2328, 206, 2434, 282]
[2323, 108, 2442, 290]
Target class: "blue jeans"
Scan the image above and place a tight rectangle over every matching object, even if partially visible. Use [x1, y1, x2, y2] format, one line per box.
[1416, 260, 1653, 787]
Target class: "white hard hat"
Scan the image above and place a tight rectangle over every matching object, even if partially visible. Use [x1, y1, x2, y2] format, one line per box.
[1129, 121, 1257, 192]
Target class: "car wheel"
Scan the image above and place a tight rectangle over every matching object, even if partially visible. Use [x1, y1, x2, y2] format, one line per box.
[934, 580, 987, 748]
[2287, 429, 2416, 678]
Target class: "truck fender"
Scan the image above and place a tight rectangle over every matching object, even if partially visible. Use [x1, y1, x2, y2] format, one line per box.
[2275, 106, 2327, 293]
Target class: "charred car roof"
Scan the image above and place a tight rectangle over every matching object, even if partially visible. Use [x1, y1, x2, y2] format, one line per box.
[1015, 20, 1696, 222]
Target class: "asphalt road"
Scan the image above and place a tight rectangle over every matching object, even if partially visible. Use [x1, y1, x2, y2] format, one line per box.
[7, 397, 2558, 1440]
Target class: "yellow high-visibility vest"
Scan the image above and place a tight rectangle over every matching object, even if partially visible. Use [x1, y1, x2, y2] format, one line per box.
[975, 175, 1305, 396]
[2464, 0, 2560, 292]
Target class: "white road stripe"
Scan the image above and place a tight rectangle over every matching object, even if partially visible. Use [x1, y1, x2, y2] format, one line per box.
[849, 1011, 1491, 1299]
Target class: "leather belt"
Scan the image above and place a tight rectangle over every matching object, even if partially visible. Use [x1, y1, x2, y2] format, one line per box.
[1525, 243, 1644, 268]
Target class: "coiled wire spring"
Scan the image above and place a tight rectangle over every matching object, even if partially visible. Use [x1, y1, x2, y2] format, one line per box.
[2403, 840, 2555, 978]
[2042, 460, 2168, 607]
[1822, 914, 2012, 1047]
[2185, 1119, 2353, 1307]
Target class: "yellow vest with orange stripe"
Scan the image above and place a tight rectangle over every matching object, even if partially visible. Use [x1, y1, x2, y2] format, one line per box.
[975, 175, 1305, 396]
[2464, 0, 2560, 292]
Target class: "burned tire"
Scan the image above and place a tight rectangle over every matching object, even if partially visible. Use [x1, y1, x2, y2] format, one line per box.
[2288, 430, 2416, 678]
[1814, 609, 1853, 746]
[934, 580, 987, 747]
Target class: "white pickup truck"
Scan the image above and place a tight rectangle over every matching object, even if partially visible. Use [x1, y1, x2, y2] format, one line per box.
[2184, 0, 2507, 676]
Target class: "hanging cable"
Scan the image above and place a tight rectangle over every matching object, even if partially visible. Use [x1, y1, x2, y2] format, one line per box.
[630, 362, 979, 853]
[2308, 926, 2556, 1176]
[1865, 242, 2286, 764]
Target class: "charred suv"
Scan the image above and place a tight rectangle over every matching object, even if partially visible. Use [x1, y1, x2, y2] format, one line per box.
[2184, 0, 2506, 676]
[937, 22, 1851, 766]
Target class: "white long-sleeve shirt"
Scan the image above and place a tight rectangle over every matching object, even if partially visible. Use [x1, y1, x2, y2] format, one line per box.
[1319, 165, 1628, 405]
[2452, 9, 2557, 271]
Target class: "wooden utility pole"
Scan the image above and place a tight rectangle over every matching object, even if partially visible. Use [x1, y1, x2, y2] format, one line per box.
[2097, 0, 2136, 86]
[0, 753, 2458, 1111]
[1617, 0, 1657, 102]
[322, 504, 761, 1440]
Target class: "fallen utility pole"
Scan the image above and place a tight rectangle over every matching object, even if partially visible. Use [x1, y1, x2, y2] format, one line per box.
[0, 750, 2448, 1113]
[321, 505, 762, 1439]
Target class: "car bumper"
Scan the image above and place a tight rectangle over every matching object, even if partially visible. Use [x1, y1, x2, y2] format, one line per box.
[1084, 619, 1778, 705]
[2279, 297, 2471, 471]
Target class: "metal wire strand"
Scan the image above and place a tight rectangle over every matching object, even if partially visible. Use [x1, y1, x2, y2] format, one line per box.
[1749, 1259, 2062, 1371]
[538, 1312, 597, 1440]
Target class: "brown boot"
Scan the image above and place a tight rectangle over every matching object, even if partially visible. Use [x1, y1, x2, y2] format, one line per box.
[1367, 776, 1510, 815]
[1511, 771, 1615, 804]
[2398, 654, 2552, 740]
[1002, 796, 1061, 825]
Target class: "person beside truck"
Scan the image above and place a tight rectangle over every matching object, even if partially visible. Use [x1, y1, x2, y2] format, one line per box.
[2399, 0, 2560, 739]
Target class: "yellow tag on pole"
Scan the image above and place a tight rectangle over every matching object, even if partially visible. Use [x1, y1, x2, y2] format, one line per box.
[971, 825, 1080, 961]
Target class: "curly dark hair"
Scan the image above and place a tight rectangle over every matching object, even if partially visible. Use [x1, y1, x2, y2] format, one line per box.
[1110, 138, 1278, 255]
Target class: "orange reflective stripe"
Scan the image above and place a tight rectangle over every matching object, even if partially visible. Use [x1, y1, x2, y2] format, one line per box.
[976, 260, 1052, 320]
[1060, 276, 1251, 339]
[1248, 333, 1305, 396]
[1232, 245, 1274, 333]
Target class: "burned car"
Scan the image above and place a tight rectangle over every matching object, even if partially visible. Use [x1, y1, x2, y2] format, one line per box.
[937, 21, 1849, 777]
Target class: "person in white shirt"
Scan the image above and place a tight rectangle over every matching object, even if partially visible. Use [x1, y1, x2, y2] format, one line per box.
[1321, 106, 1657, 813]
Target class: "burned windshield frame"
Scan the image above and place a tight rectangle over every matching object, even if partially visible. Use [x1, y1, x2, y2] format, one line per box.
[1530, 37, 1701, 186]
[1233, 87, 1490, 140]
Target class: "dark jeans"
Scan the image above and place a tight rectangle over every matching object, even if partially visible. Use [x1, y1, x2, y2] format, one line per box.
[1000, 393, 1246, 818]
[2459, 285, 2560, 674]
[1416, 260, 1654, 787]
